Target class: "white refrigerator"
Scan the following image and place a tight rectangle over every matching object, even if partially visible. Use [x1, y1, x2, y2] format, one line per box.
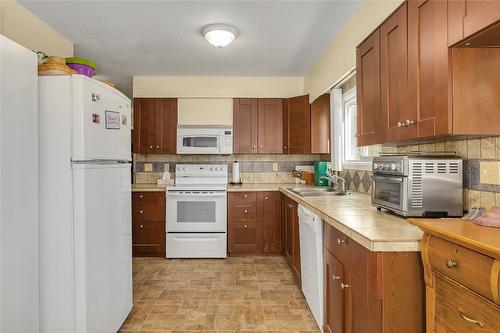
[38, 75, 132, 333]
[0, 35, 39, 333]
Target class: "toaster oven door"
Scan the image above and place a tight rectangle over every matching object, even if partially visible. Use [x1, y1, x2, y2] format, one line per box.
[372, 175, 408, 214]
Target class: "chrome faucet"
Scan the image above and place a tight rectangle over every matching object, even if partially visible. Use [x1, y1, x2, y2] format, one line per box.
[320, 169, 347, 193]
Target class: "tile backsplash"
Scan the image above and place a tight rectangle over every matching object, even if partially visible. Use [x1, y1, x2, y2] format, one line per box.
[344, 136, 500, 211]
[133, 154, 330, 184]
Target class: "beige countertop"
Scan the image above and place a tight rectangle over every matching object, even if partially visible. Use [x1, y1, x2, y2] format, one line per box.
[279, 187, 423, 252]
[227, 183, 298, 192]
[132, 183, 167, 192]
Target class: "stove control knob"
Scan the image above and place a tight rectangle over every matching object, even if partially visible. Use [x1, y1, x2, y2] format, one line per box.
[390, 163, 397, 171]
[373, 163, 378, 170]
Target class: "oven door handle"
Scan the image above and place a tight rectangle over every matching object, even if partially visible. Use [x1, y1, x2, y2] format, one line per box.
[372, 175, 404, 183]
[167, 191, 226, 198]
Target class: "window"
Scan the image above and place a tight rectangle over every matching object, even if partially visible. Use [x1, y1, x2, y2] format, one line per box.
[331, 74, 379, 171]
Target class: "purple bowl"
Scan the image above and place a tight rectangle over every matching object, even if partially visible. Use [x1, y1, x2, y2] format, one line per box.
[67, 63, 95, 77]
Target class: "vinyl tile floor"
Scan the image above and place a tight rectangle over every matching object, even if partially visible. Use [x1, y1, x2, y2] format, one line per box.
[119, 256, 320, 333]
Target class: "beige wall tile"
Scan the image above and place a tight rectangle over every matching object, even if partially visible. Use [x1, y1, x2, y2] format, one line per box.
[480, 161, 500, 185]
[253, 173, 265, 184]
[455, 140, 468, 158]
[496, 137, 500, 159]
[467, 190, 480, 209]
[444, 140, 456, 153]
[467, 139, 480, 159]
[480, 138, 496, 159]
[144, 163, 153, 172]
[435, 141, 445, 151]
[480, 191, 496, 211]
[496, 193, 500, 206]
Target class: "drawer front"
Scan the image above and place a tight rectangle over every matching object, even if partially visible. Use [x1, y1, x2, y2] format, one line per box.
[428, 236, 496, 302]
[229, 206, 258, 222]
[324, 223, 370, 282]
[435, 275, 500, 333]
[229, 192, 257, 207]
[132, 191, 165, 207]
[132, 220, 165, 256]
[133, 205, 165, 222]
[228, 222, 264, 254]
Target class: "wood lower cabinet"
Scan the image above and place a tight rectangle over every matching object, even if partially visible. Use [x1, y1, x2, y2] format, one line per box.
[310, 93, 330, 154]
[356, 30, 383, 146]
[233, 98, 283, 154]
[323, 222, 424, 333]
[133, 98, 177, 154]
[132, 191, 166, 257]
[282, 194, 301, 285]
[228, 191, 281, 255]
[283, 94, 311, 154]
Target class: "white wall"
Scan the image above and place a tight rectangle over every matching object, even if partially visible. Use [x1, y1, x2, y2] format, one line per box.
[304, 0, 403, 102]
[133, 76, 304, 98]
[0, 0, 73, 57]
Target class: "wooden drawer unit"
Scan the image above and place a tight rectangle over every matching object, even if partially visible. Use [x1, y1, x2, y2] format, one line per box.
[132, 191, 165, 257]
[428, 236, 497, 303]
[435, 275, 500, 332]
[229, 191, 257, 207]
[228, 191, 281, 255]
[228, 222, 264, 254]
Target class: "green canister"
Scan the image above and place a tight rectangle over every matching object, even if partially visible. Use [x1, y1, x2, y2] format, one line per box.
[314, 161, 331, 186]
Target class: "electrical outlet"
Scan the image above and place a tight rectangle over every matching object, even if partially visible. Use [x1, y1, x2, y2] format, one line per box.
[272, 162, 278, 172]
[164, 163, 170, 172]
[144, 163, 153, 172]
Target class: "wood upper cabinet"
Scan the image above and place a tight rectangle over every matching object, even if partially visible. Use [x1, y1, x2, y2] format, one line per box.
[282, 194, 300, 285]
[448, 0, 500, 46]
[233, 98, 258, 153]
[311, 94, 331, 154]
[258, 99, 283, 154]
[356, 30, 383, 147]
[132, 191, 166, 257]
[132, 98, 177, 154]
[283, 95, 311, 154]
[380, 3, 409, 142]
[233, 98, 282, 154]
[407, 0, 451, 140]
[228, 191, 282, 255]
[323, 222, 424, 333]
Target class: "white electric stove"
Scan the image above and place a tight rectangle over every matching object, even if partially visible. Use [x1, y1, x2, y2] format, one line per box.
[166, 164, 228, 258]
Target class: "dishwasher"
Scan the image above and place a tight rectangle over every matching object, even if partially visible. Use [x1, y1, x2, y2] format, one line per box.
[298, 204, 323, 330]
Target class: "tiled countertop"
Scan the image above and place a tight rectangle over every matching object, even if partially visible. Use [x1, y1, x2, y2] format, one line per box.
[132, 183, 167, 192]
[279, 187, 423, 252]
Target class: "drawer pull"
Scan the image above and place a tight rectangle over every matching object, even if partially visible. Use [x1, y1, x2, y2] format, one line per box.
[337, 238, 346, 245]
[340, 283, 350, 289]
[244, 194, 248, 198]
[139, 210, 144, 214]
[458, 308, 484, 328]
[244, 224, 248, 228]
[244, 209, 248, 214]
[139, 194, 143, 198]
[140, 224, 143, 228]
[446, 260, 457, 268]
[265, 196, 269, 200]
[332, 274, 340, 280]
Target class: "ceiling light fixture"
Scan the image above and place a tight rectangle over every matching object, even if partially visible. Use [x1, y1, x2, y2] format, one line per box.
[202, 24, 238, 47]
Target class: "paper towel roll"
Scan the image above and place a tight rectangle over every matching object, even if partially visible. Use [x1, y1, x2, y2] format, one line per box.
[232, 161, 241, 184]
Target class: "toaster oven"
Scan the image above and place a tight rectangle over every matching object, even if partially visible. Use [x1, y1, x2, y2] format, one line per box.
[372, 155, 463, 217]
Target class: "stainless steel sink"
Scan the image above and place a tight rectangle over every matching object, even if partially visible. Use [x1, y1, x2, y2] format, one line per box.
[288, 187, 350, 197]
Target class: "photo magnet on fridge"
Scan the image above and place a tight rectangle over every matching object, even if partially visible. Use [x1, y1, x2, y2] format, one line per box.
[105, 110, 120, 129]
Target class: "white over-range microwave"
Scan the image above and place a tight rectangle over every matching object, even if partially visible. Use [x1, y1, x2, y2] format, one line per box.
[176, 125, 233, 155]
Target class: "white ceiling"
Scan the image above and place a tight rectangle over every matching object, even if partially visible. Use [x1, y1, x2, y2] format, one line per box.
[20, 0, 361, 96]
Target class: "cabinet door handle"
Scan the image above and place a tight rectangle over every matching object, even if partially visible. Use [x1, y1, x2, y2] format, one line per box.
[284, 145, 287, 149]
[244, 224, 248, 228]
[397, 121, 402, 128]
[139, 194, 144, 198]
[156, 145, 160, 149]
[149, 145, 153, 149]
[244, 210, 248, 214]
[140, 224, 144, 228]
[404, 119, 415, 127]
[446, 260, 457, 268]
[340, 283, 350, 289]
[252, 145, 257, 149]
[260, 145, 263, 149]
[337, 238, 346, 245]
[458, 309, 484, 328]
[332, 274, 340, 280]
[139, 210, 144, 214]
[265, 196, 269, 200]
